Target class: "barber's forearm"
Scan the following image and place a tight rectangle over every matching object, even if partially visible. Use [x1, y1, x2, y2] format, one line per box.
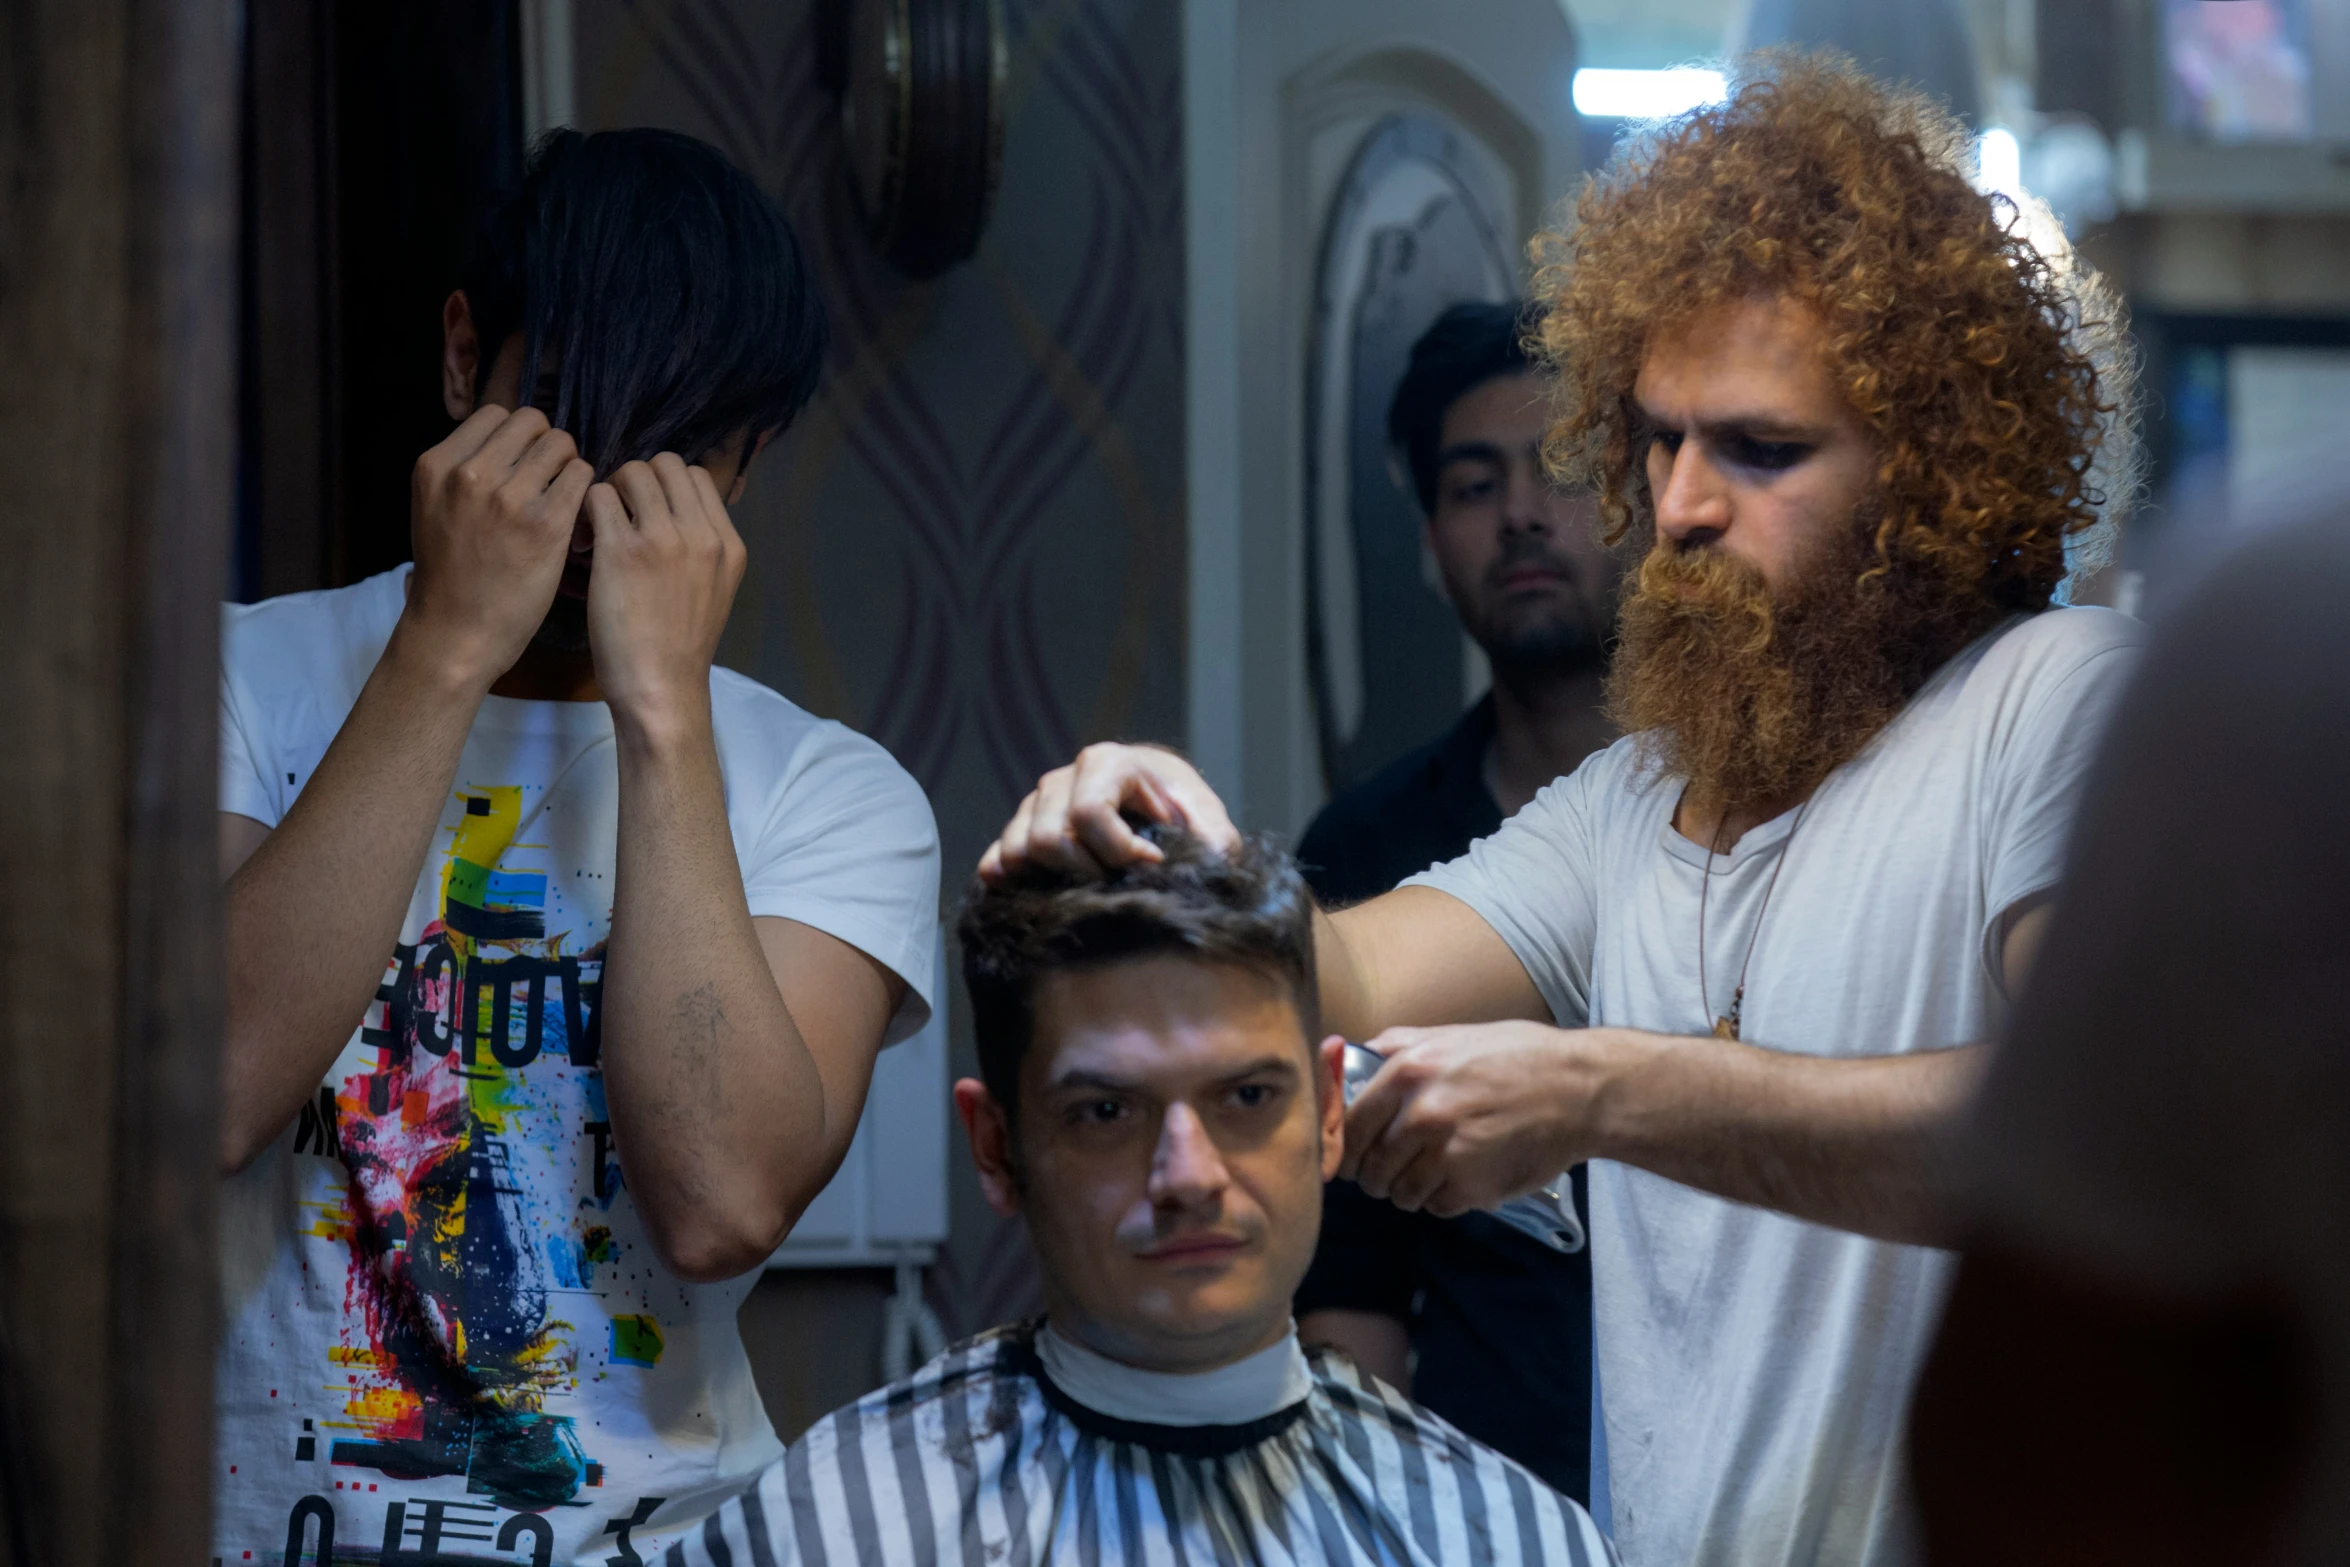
[1590, 1031, 1986, 1246]
[1318, 888, 1553, 1043]
[220, 623, 486, 1171]
[601, 708, 832, 1281]
[1312, 904, 1382, 1042]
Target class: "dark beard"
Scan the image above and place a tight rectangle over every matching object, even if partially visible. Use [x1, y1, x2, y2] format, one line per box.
[530, 593, 592, 656]
[1605, 521, 1996, 814]
[1459, 536, 1610, 686]
[1475, 601, 1607, 686]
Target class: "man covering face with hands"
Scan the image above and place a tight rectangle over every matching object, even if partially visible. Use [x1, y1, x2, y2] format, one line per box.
[211, 129, 941, 1565]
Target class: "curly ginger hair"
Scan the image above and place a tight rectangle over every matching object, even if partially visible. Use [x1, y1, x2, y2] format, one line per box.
[1534, 52, 2136, 615]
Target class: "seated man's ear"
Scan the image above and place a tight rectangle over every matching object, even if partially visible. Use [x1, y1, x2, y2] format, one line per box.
[442, 290, 481, 420]
[1316, 1037, 1347, 1182]
[953, 1078, 1023, 1218]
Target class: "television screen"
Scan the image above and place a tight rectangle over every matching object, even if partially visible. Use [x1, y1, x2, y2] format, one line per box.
[2165, 0, 2316, 141]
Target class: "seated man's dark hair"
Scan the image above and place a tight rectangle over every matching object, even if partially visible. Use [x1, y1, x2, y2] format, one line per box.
[1388, 300, 1536, 514]
[462, 127, 827, 475]
[958, 827, 1320, 1123]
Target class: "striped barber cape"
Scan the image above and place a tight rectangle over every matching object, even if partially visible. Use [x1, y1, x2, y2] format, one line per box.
[635, 1323, 1616, 1567]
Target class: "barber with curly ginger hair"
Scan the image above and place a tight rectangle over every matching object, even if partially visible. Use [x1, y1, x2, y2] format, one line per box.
[982, 55, 2141, 1567]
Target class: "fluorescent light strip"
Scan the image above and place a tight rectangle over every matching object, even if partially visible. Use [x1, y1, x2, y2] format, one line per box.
[1572, 68, 1729, 120]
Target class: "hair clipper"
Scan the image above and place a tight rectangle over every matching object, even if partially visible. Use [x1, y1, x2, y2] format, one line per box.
[1339, 1041, 1587, 1255]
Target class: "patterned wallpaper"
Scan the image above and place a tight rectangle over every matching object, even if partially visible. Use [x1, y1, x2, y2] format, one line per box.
[575, 0, 1186, 1332]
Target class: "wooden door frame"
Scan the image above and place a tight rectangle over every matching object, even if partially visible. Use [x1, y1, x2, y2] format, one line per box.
[0, 0, 239, 1561]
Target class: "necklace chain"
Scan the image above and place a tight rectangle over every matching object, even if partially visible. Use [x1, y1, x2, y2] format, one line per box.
[1696, 801, 1810, 1042]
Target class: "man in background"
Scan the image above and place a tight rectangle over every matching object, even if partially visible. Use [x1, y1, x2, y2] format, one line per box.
[1294, 301, 1617, 1500]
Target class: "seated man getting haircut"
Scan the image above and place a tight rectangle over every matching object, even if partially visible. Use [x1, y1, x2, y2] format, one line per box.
[650, 831, 1616, 1567]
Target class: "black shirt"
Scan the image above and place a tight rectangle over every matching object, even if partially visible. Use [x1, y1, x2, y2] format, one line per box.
[1292, 695, 1595, 1501]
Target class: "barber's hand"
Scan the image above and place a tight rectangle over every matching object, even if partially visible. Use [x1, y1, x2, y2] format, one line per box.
[981, 742, 1239, 882]
[1342, 1021, 1620, 1218]
[404, 405, 595, 687]
[584, 454, 746, 734]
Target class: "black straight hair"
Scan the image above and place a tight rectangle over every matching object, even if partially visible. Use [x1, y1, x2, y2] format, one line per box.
[1389, 300, 1537, 514]
[461, 127, 827, 475]
[958, 826, 1320, 1128]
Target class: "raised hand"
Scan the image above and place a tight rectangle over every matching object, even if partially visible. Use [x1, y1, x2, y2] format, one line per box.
[980, 742, 1241, 882]
[583, 453, 746, 735]
[403, 405, 594, 687]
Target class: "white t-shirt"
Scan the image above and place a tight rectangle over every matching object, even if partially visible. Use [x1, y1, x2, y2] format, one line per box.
[211, 566, 940, 1567]
[1407, 607, 2141, 1567]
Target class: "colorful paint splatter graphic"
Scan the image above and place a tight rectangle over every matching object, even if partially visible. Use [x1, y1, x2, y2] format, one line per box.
[216, 560, 939, 1565]
[314, 788, 613, 1513]
[214, 732, 771, 1562]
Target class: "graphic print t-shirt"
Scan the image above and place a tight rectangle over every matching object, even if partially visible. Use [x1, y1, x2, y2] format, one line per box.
[211, 567, 941, 1567]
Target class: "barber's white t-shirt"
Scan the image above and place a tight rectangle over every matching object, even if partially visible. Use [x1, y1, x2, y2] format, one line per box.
[1407, 607, 2141, 1567]
[211, 566, 940, 1567]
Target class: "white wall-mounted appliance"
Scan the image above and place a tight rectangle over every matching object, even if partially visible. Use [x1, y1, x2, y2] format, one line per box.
[768, 929, 951, 1270]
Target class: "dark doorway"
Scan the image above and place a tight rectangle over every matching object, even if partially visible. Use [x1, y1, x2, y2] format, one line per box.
[237, 1, 527, 602]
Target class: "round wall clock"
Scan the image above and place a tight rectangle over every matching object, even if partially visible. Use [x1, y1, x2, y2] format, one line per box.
[828, 0, 1007, 280]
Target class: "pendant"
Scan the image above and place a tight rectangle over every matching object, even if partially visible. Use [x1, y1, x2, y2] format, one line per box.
[1713, 1015, 1738, 1041]
[1713, 988, 1744, 1041]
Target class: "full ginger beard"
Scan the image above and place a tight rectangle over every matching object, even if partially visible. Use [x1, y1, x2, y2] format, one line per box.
[1606, 514, 2000, 817]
